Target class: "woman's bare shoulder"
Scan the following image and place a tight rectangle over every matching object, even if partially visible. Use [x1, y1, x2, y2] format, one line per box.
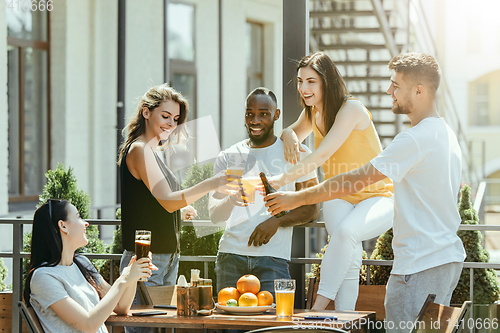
[125, 141, 150, 173]
[336, 99, 371, 130]
[338, 99, 366, 117]
[127, 140, 147, 158]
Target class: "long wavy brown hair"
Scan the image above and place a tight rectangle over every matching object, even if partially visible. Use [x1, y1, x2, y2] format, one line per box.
[297, 52, 349, 135]
[118, 83, 189, 165]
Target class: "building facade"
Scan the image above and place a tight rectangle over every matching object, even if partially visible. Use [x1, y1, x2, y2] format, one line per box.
[1, 0, 283, 218]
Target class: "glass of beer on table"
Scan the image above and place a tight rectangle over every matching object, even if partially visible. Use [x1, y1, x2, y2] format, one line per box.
[274, 279, 295, 317]
[135, 230, 151, 281]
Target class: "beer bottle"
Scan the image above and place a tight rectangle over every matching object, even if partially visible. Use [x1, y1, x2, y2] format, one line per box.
[259, 172, 287, 218]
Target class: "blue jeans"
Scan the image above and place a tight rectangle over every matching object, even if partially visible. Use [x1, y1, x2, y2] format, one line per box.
[215, 252, 290, 298]
[119, 250, 179, 333]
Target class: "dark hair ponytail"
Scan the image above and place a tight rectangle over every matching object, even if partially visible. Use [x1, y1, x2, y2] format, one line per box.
[24, 200, 101, 305]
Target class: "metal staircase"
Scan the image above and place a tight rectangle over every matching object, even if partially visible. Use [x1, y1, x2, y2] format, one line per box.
[309, 0, 481, 187]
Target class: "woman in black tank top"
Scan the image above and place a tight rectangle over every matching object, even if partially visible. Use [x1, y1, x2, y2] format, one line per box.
[117, 84, 239, 299]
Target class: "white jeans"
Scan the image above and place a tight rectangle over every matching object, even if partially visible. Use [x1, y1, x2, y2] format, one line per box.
[317, 196, 394, 310]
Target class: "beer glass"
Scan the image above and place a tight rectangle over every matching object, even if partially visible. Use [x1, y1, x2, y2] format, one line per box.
[226, 157, 245, 182]
[240, 175, 260, 204]
[135, 230, 151, 281]
[274, 279, 295, 317]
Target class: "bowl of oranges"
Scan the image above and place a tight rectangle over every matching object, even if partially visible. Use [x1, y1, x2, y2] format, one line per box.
[216, 274, 274, 314]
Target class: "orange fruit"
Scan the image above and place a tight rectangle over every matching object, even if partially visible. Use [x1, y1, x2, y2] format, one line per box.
[218, 287, 241, 306]
[239, 292, 258, 307]
[257, 290, 273, 306]
[236, 274, 260, 294]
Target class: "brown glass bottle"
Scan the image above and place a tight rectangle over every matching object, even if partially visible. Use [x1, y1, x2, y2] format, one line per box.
[259, 172, 287, 218]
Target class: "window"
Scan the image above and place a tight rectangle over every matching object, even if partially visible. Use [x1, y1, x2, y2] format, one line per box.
[7, 10, 50, 201]
[165, 2, 197, 170]
[474, 82, 490, 126]
[246, 22, 264, 93]
[168, 2, 196, 121]
[168, 2, 195, 62]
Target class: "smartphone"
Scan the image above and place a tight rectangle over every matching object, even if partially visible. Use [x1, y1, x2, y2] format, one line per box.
[131, 310, 169, 316]
[303, 315, 338, 320]
[153, 305, 177, 309]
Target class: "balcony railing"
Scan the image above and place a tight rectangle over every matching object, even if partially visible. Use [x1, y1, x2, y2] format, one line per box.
[1, 218, 499, 332]
[1, 180, 500, 332]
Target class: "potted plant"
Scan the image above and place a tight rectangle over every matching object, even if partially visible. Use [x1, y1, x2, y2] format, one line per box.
[356, 228, 394, 321]
[452, 185, 499, 333]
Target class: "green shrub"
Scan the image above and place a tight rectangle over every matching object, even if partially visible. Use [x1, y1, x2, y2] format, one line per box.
[309, 230, 393, 287]
[98, 209, 122, 282]
[23, 164, 108, 279]
[308, 237, 370, 287]
[451, 185, 500, 304]
[364, 228, 393, 286]
[0, 258, 7, 291]
[179, 162, 223, 287]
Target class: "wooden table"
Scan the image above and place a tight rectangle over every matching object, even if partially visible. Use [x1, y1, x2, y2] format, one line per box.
[106, 305, 376, 332]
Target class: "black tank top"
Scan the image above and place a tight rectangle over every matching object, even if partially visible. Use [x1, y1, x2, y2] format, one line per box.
[120, 143, 180, 254]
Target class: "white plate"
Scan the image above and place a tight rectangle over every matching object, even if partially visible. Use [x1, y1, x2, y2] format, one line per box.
[216, 303, 274, 315]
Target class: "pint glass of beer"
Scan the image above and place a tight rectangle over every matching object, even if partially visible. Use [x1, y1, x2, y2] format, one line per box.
[274, 279, 295, 317]
[135, 230, 151, 281]
[240, 176, 261, 204]
[226, 158, 245, 183]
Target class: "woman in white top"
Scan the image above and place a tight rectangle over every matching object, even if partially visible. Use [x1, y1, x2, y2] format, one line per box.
[24, 199, 155, 333]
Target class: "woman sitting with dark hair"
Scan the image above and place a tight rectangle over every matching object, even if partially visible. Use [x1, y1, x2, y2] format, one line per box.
[24, 199, 155, 333]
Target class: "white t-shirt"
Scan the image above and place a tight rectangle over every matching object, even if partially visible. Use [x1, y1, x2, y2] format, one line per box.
[30, 255, 107, 333]
[213, 139, 316, 260]
[370, 117, 466, 275]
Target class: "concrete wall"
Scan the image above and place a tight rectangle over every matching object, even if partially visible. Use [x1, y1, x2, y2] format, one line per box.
[3, 0, 283, 213]
[90, 0, 118, 215]
[192, 0, 219, 131]
[50, 0, 67, 172]
[0, 2, 8, 215]
[220, 0, 282, 149]
[124, 0, 164, 122]
[64, 0, 92, 190]
[0, 0, 11, 285]
[51, 0, 118, 217]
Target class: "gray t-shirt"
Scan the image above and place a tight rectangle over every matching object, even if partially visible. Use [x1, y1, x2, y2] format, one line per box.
[30, 255, 107, 333]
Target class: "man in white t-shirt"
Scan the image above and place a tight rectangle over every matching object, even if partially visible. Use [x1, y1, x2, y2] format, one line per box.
[209, 87, 319, 296]
[264, 53, 465, 331]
